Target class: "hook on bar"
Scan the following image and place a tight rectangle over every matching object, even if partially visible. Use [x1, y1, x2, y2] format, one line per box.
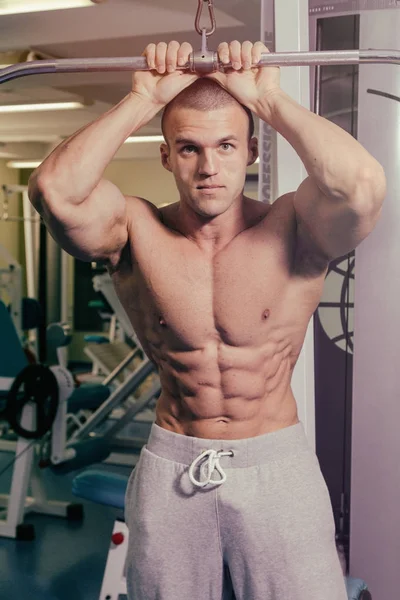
[195, 0, 216, 37]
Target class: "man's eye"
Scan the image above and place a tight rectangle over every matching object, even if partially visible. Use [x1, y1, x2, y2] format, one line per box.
[221, 143, 233, 150]
[182, 145, 197, 153]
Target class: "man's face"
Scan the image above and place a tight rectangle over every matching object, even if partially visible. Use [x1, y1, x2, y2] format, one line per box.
[161, 105, 258, 218]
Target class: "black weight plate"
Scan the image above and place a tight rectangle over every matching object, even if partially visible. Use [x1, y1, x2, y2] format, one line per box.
[6, 364, 59, 439]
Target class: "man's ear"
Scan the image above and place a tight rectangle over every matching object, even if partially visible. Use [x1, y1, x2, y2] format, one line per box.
[160, 143, 172, 172]
[247, 137, 259, 166]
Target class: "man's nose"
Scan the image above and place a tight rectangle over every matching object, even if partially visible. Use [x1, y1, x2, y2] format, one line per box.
[198, 150, 218, 176]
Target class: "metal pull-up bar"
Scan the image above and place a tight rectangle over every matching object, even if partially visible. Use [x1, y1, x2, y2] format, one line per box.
[0, 49, 400, 85]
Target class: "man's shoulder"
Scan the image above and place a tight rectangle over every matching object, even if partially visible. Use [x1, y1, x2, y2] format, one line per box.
[125, 195, 162, 218]
[270, 191, 296, 213]
[124, 197, 183, 243]
[249, 192, 296, 231]
[125, 195, 174, 234]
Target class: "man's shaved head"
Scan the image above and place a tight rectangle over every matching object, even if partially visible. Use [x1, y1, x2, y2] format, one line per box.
[161, 79, 255, 143]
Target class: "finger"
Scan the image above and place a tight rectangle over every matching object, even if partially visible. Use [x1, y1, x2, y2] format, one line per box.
[217, 42, 230, 65]
[166, 40, 180, 73]
[242, 41, 253, 70]
[252, 41, 268, 66]
[144, 43, 156, 70]
[177, 42, 193, 67]
[229, 40, 242, 70]
[155, 42, 168, 74]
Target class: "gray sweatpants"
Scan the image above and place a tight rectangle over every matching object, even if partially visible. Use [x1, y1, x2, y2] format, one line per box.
[124, 421, 347, 600]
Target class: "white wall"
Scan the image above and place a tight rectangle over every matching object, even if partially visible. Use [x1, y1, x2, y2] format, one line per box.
[104, 158, 179, 207]
[350, 9, 400, 597]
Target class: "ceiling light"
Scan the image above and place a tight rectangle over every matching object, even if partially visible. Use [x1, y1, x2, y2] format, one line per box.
[7, 160, 41, 169]
[0, 0, 94, 15]
[0, 102, 84, 113]
[124, 135, 165, 144]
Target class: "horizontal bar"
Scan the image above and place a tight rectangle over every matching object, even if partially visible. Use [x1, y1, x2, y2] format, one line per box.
[0, 49, 399, 85]
[102, 347, 140, 387]
[259, 49, 400, 67]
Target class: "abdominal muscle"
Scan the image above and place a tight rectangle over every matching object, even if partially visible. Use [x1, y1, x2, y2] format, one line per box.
[152, 338, 300, 440]
[112, 265, 309, 441]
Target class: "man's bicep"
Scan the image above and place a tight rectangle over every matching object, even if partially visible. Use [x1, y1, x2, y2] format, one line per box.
[38, 179, 130, 265]
[293, 176, 382, 263]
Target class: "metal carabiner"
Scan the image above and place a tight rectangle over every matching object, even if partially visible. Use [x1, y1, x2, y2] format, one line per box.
[195, 0, 216, 37]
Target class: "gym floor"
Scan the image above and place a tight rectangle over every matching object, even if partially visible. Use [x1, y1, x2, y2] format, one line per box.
[0, 456, 132, 600]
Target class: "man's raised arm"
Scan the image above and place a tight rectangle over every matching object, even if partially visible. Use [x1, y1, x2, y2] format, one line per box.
[262, 88, 386, 262]
[29, 41, 198, 266]
[206, 41, 386, 264]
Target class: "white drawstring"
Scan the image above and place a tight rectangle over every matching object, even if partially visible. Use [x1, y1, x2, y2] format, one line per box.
[188, 449, 234, 488]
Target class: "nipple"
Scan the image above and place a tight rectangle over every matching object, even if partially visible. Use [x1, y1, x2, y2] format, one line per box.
[262, 309, 270, 321]
[159, 316, 167, 327]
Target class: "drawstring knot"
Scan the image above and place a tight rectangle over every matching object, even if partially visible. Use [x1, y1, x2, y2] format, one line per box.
[188, 448, 234, 488]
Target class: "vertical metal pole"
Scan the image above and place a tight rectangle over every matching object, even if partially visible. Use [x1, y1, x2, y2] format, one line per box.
[12, 265, 23, 342]
[314, 20, 323, 116]
[59, 250, 69, 366]
[273, 0, 316, 448]
[6, 405, 36, 534]
[259, 0, 277, 205]
[22, 190, 35, 299]
[38, 222, 47, 362]
[61, 251, 69, 323]
[22, 189, 39, 356]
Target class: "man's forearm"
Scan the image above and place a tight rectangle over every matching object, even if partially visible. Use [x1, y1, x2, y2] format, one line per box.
[30, 92, 162, 206]
[255, 89, 385, 204]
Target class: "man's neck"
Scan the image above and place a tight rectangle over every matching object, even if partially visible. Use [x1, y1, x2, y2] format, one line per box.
[175, 196, 251, 254]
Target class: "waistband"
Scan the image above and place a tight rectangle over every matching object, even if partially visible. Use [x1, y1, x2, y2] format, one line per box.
[146, 421, 311, 468]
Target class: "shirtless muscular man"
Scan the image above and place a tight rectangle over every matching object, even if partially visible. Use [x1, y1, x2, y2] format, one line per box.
[29, 41, 385, 600]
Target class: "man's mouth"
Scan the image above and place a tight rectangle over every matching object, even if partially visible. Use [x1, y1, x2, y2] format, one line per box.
[197, 185, 223, 189]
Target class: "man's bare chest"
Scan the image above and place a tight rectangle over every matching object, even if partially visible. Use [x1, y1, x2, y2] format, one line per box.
[114, 231, 322, 352]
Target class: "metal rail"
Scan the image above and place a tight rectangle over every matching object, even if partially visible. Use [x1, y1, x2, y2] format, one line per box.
[0, 49, 399, 85]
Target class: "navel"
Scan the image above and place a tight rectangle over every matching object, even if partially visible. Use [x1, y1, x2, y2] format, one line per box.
[262, 309, 271, 321]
